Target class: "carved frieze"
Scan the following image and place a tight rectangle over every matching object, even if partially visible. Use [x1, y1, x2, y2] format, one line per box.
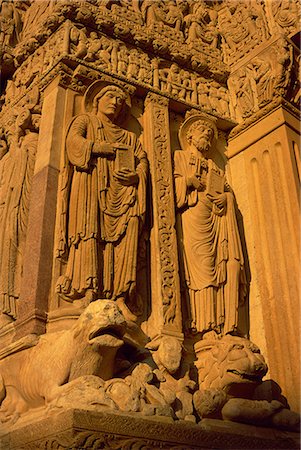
[0, 1, 229, 88]
[228, 38, 295, 122]
[1, 22, 231, 121]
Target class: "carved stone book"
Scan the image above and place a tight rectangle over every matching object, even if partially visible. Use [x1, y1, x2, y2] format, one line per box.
[115, 144, 135, 172]
[206, 167, 224, 196]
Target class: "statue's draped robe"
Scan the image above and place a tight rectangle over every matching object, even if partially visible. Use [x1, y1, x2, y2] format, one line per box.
[56, 113, 148, 302]
[0, 133, 38, 319]
[174, 150, 246, 334]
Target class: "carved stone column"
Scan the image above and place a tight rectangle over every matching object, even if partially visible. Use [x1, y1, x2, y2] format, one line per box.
[228, 105, 300, 411]
[143, 93, 182, 342]
[15, 79, 67, 339]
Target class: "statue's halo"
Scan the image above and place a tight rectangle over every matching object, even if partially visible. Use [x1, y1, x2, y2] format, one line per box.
[83, 79, 132, 113]
[178, 113, 218, 151]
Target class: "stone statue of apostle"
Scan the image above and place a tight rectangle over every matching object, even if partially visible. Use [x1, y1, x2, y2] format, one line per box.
[56, 84, 148, 322]
[174, 114, 246, 336]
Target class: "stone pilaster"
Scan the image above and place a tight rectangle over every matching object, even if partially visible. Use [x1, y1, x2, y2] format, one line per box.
[15, 79, 67, 339]
[228, 105, 300, 411]
[143, 93, 183, 342]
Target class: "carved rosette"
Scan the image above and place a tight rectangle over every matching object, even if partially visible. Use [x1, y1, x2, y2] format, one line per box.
[144, 93, 182, 332]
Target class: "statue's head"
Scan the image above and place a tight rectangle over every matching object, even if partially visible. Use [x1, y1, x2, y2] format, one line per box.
[186, 120, 215, 155]
[179, 113, 217, 156]
[16, 108, 31, 131]
[157, 336, 182, 374]
[93, 85, 128, 121]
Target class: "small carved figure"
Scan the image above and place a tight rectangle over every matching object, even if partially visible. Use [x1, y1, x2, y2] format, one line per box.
[166, 63, 183, 97]
[163, 0, 186, 32]
[84, 31, 102, 62]
[104, 362, 174, 417]
[174, 114, 246, 336]
[84, 33, 112, 70]
[148, 336, 196, 421]
[218, 3, 249, 54]
[141, 0, 165, 29]
[185, 1, 219, 48]
[217, 87, 230, 117]
[197, 81, 210, 110]
[127, 49, 140, 79]
[56, 84, 148, 322]
[70, 25, 88, 59]
[117, 46, 129, 76]
[231, 68, 256, 118]
[248, 58, 274, 106]
[137, 53, 151, 84]
[0, 0, 22, 48]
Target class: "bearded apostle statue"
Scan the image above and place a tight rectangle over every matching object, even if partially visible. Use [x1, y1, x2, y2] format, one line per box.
[174, 114, 247, 336]
[56, 84, 148, 322]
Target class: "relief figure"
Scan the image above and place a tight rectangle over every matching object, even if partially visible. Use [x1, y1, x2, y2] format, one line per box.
[0, 110, 39, 326]
[174, 115, 246, 336]
[56, 84, 148, 322]
[0, 0, 22, 48]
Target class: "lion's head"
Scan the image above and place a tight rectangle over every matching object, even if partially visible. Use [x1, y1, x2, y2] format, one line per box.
[73, 300, 126, 349]
[195, 335, 268, 395]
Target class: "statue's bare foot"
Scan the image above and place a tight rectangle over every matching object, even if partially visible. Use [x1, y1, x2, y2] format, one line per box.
[116, 297, 137, 322]
[84, 289, 96, 306]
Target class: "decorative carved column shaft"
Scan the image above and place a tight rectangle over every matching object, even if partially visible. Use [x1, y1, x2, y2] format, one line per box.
[143, 93, 182, 341]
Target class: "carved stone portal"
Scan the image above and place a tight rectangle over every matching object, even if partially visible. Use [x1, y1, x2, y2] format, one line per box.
[0, 0, 299, 448]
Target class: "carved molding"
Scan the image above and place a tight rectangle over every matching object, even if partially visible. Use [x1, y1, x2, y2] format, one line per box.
[7, 409, 299, 450]
[145, 93, 181, 328]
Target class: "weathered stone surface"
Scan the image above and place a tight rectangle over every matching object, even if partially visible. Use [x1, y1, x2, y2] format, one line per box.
[0, 0, 299, 447]
[0, 408, 299, 450]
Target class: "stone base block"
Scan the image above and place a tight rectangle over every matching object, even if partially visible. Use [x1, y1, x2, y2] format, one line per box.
[0, 409, 299, 450]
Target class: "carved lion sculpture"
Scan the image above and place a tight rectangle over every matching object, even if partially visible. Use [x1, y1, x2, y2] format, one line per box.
[195, 334, 268, 394]
[193, 334, 300, 432]
[0, 300, 126, 423]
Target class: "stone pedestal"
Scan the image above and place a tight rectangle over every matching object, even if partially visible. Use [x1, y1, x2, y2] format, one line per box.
[0, 409, 299, 450]
[228, 105, 300, 411]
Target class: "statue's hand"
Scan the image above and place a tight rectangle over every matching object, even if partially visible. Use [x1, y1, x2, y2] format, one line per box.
[92, 142, 115, 158]
[114, 168, 139, 186]
[187, 174, 205, 191]
[207, 193, 227, 209]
